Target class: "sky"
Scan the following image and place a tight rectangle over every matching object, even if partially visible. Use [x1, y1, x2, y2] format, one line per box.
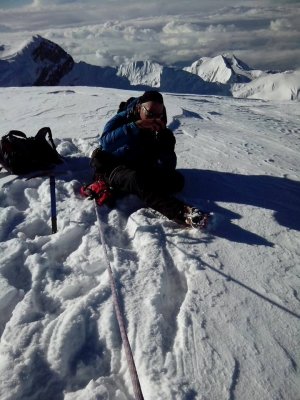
[0, 0, 300, 71]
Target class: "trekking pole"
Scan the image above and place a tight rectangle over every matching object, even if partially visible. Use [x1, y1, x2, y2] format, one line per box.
[49, 175, 57, 234]
[94, 201, 144, 400]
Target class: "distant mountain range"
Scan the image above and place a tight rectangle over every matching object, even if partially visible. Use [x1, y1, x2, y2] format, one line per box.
[0, 35, 299, 101]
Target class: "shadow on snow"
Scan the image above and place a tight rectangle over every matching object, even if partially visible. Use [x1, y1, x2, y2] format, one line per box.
[180, 169, 300, 246]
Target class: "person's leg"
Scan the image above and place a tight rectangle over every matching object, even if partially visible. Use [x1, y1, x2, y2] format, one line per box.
[108, 165, 185, 221]
[137, 168, 185, 195]
[90, 148, 118, 180]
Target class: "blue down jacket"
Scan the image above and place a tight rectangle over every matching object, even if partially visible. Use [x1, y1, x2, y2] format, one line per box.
[99, 103, 177, 170]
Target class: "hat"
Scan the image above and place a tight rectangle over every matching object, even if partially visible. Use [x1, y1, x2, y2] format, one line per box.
[139, 90, 164, 104]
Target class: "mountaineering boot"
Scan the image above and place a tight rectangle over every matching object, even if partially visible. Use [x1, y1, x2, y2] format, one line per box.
[183, 206, 211, 229]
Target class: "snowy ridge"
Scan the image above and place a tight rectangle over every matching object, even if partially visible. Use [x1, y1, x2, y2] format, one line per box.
[116, 61, 226, 95]
[0, 87, 299, 400]
[184, 54, 266, 84]
[232, 70, 300, 101]
[60, 61, 130, 89]
[0, 35, 299, 100]
[117, 61, 163, 87]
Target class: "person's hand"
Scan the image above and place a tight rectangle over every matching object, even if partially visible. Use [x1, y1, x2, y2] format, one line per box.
[135, 118, 166, 132]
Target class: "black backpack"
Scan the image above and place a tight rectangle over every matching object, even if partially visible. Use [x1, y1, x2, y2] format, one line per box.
[117, 97, 137, 113]
[0, 127, 63, 175]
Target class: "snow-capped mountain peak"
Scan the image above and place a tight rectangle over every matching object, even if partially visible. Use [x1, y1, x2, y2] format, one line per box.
[0, 35, 299, 101]
[184, 54, 265, 84]
[117, 60, 163, 87]
[0, 35, 74, 86]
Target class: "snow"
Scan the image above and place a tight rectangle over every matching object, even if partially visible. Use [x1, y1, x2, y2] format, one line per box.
[0, 86, 300, 400]
[117, 61, 163, 87]
[0, 35, 73, 87]
[2, 35, 300, 101]
[232, 70, 300, 101]
[184, 54, 266, 84]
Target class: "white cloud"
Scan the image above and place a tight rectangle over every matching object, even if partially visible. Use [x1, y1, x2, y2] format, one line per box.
[206, 24, 237, 33]
[270, 18, 293, 31]
[30, 0, 81, 6]
[0, 1, 300, 71]
[162, 21, 199, 35]
[95, 49, 129, 66]
[160, 20, 203, 49]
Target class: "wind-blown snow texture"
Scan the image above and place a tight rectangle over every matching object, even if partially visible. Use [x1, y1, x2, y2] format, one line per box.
[0, 87, 299, 400]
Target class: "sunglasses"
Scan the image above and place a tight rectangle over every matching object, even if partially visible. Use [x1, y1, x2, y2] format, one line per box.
[141, 104, 164, 119]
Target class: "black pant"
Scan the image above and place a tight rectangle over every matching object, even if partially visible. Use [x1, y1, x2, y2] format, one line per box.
[91, 149, 185, 221]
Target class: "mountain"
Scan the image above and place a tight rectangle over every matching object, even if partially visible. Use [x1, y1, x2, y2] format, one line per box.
[60, 61, 130, 89]
[231, 70, 300, 101]
[184, 54, 266, 84]
[0, 36, 227, 95]
[117, 60, 229, 95]
[0, 35, 74, 86]
[0, 35, 299, 101]
[117, 60, 163, 87]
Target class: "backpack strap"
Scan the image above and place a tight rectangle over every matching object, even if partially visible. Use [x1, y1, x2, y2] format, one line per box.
[117, 97, 137, 113]
[7, 130, 27, 140]
[35, 127, 56, 150]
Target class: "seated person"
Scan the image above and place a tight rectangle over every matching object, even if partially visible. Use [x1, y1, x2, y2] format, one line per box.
[88, 90, 208, 228]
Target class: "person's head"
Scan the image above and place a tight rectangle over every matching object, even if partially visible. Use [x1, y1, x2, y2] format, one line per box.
[137, 91, 166, 122]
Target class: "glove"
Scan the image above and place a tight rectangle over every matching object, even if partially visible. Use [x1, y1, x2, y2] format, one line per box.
[135, 118, 166, 132]
[80, 179, 113, 206]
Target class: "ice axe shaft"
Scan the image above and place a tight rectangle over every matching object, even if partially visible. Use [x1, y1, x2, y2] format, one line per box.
[50, 175, 57, 233]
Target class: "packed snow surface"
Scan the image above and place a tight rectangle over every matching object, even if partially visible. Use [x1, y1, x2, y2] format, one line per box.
[0, 87, 299, 400]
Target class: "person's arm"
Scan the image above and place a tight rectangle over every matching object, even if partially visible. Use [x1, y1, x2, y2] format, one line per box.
[157, 129, 177, 169]
[100, 112, 166, 152]
[100, 111, 140, 152]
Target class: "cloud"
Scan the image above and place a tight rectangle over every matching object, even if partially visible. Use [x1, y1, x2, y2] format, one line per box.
[0, 1, 300, 71]
[0, 25, 13, 32]
[206, 24, 237, 33]
[162, 21, 199, 35]
[30, 0, 84, 6]
[270, 18, 293, 31]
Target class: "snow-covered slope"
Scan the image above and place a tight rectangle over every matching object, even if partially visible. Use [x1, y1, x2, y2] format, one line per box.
[0, 35, 74, 86]
[0, 87, 299, 400]
[184, 54, 266, 84]
[232, 70, 300, 101]
[60, 61, 131, 89]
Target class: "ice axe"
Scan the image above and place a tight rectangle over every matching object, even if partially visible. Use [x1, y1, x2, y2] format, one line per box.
[49, 174, 57, 233]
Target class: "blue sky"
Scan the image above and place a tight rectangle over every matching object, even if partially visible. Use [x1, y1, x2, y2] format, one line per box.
[0, 0, 299, 70]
